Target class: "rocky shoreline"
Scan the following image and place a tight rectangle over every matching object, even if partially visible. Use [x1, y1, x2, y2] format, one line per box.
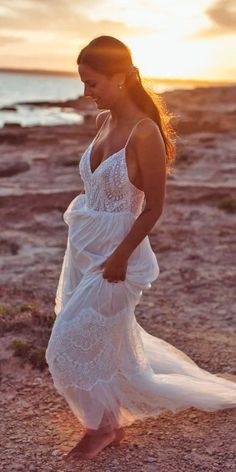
[0, 85, 236, 471]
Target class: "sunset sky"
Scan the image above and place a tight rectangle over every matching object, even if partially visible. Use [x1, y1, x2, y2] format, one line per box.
[0, 0, 235, 81]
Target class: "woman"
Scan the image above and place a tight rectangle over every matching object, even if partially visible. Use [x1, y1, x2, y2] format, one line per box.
[45, 36, 236, 461]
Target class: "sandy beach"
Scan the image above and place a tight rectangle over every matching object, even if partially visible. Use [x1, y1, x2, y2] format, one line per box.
[0, 85, 236, 471]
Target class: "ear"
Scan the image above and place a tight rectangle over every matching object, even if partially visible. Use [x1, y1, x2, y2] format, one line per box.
[112, 72, 126, 87]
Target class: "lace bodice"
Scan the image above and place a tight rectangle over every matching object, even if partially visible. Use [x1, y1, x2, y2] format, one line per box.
[79, 115, 150, 218]
[79, 144, 144, 217]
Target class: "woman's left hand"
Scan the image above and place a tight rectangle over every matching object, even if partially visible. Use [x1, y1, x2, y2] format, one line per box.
[99, 252, 128, 283]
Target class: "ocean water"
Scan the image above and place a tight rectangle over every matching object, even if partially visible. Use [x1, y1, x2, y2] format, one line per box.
[0, 71, 84, 127]
[0, 71, 195, 127]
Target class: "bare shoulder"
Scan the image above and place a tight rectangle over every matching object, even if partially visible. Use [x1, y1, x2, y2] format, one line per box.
[95, 110, 110, 131]
[134, 118, 165, 153]
[132, 118, 166, 167]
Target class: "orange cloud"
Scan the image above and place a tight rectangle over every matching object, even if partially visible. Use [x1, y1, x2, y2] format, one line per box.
[192, 0, 236, 38]
[0, 0, 154, 39]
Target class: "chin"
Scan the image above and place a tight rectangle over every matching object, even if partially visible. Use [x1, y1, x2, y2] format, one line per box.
[95, 100, 108, 110]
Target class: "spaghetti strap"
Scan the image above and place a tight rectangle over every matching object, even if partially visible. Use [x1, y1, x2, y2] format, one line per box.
[124, 117, 153, 149]
[94, 111, 110, 142]
[100, 111, 111, 130]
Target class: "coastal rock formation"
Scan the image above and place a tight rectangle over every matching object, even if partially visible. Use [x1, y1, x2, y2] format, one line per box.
[0, 159, 30, 177]
[0, 85, 235, 472]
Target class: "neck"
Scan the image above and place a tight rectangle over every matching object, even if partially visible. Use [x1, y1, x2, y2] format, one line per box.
[108, 92, 143, 127]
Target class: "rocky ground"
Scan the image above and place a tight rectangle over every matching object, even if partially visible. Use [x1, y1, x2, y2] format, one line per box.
[0, 86, 236, 472]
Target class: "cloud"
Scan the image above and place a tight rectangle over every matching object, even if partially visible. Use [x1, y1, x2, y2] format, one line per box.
[0, 34, 26, 45]
[192, 0, 236, 38]
[207, 0, 236, 29]
[0, 0, 154, 43]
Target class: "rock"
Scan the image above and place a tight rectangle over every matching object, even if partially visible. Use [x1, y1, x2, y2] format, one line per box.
[0, 130, 27, 144]
[52, 449, 61, 456]
[206, 447, 215, 455]
[111, 459, 120, 466]
[0, 160, 30, 177]
[1, 106, 17, 111]
[143, 465, 158, 472]
[144, 456, 157, 463]
[3, 123, 22, 128]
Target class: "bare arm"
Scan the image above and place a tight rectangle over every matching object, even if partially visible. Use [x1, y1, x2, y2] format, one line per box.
[113, 120, 166, 259]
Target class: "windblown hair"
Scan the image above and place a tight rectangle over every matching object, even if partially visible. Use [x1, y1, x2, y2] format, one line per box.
[77, 36, 176, 175]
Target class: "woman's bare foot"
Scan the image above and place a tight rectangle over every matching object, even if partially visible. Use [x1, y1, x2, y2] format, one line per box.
[63, 428, 117, 461]
[84, 426, 125, 446]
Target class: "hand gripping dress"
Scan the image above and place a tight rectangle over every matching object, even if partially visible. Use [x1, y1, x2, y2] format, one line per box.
[45, 115, 236, 431]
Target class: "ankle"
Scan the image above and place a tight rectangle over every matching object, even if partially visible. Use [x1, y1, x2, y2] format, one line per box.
[86, 426, 115, 436]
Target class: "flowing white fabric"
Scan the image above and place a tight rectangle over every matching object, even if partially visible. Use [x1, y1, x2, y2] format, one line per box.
[45, 115, 236, 430]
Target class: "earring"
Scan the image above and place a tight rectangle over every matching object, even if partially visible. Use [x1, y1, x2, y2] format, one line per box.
[118, 83, 124, 89]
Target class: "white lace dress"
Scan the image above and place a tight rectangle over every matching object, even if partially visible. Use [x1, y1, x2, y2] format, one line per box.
[45, 117, 236, 431]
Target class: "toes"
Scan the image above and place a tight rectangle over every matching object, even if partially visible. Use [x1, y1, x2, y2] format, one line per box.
[64, 451, 92, 461]
[63, 448, 79, 460]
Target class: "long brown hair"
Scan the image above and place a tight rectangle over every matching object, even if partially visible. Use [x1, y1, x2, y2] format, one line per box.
[77, 35, 176, 175]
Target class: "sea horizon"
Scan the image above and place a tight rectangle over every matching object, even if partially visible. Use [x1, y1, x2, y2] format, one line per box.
[1, 66, 235, 85]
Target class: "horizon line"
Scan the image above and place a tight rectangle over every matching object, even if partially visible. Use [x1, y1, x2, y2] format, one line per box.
[0, 66, 235, 85]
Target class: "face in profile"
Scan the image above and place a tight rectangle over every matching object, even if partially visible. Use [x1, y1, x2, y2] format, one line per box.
[78, 63, 123, 109]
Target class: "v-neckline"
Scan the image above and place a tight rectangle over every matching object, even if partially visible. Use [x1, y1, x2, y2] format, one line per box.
[88, 138, 125, 176]
[88, 112, 151, 176]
